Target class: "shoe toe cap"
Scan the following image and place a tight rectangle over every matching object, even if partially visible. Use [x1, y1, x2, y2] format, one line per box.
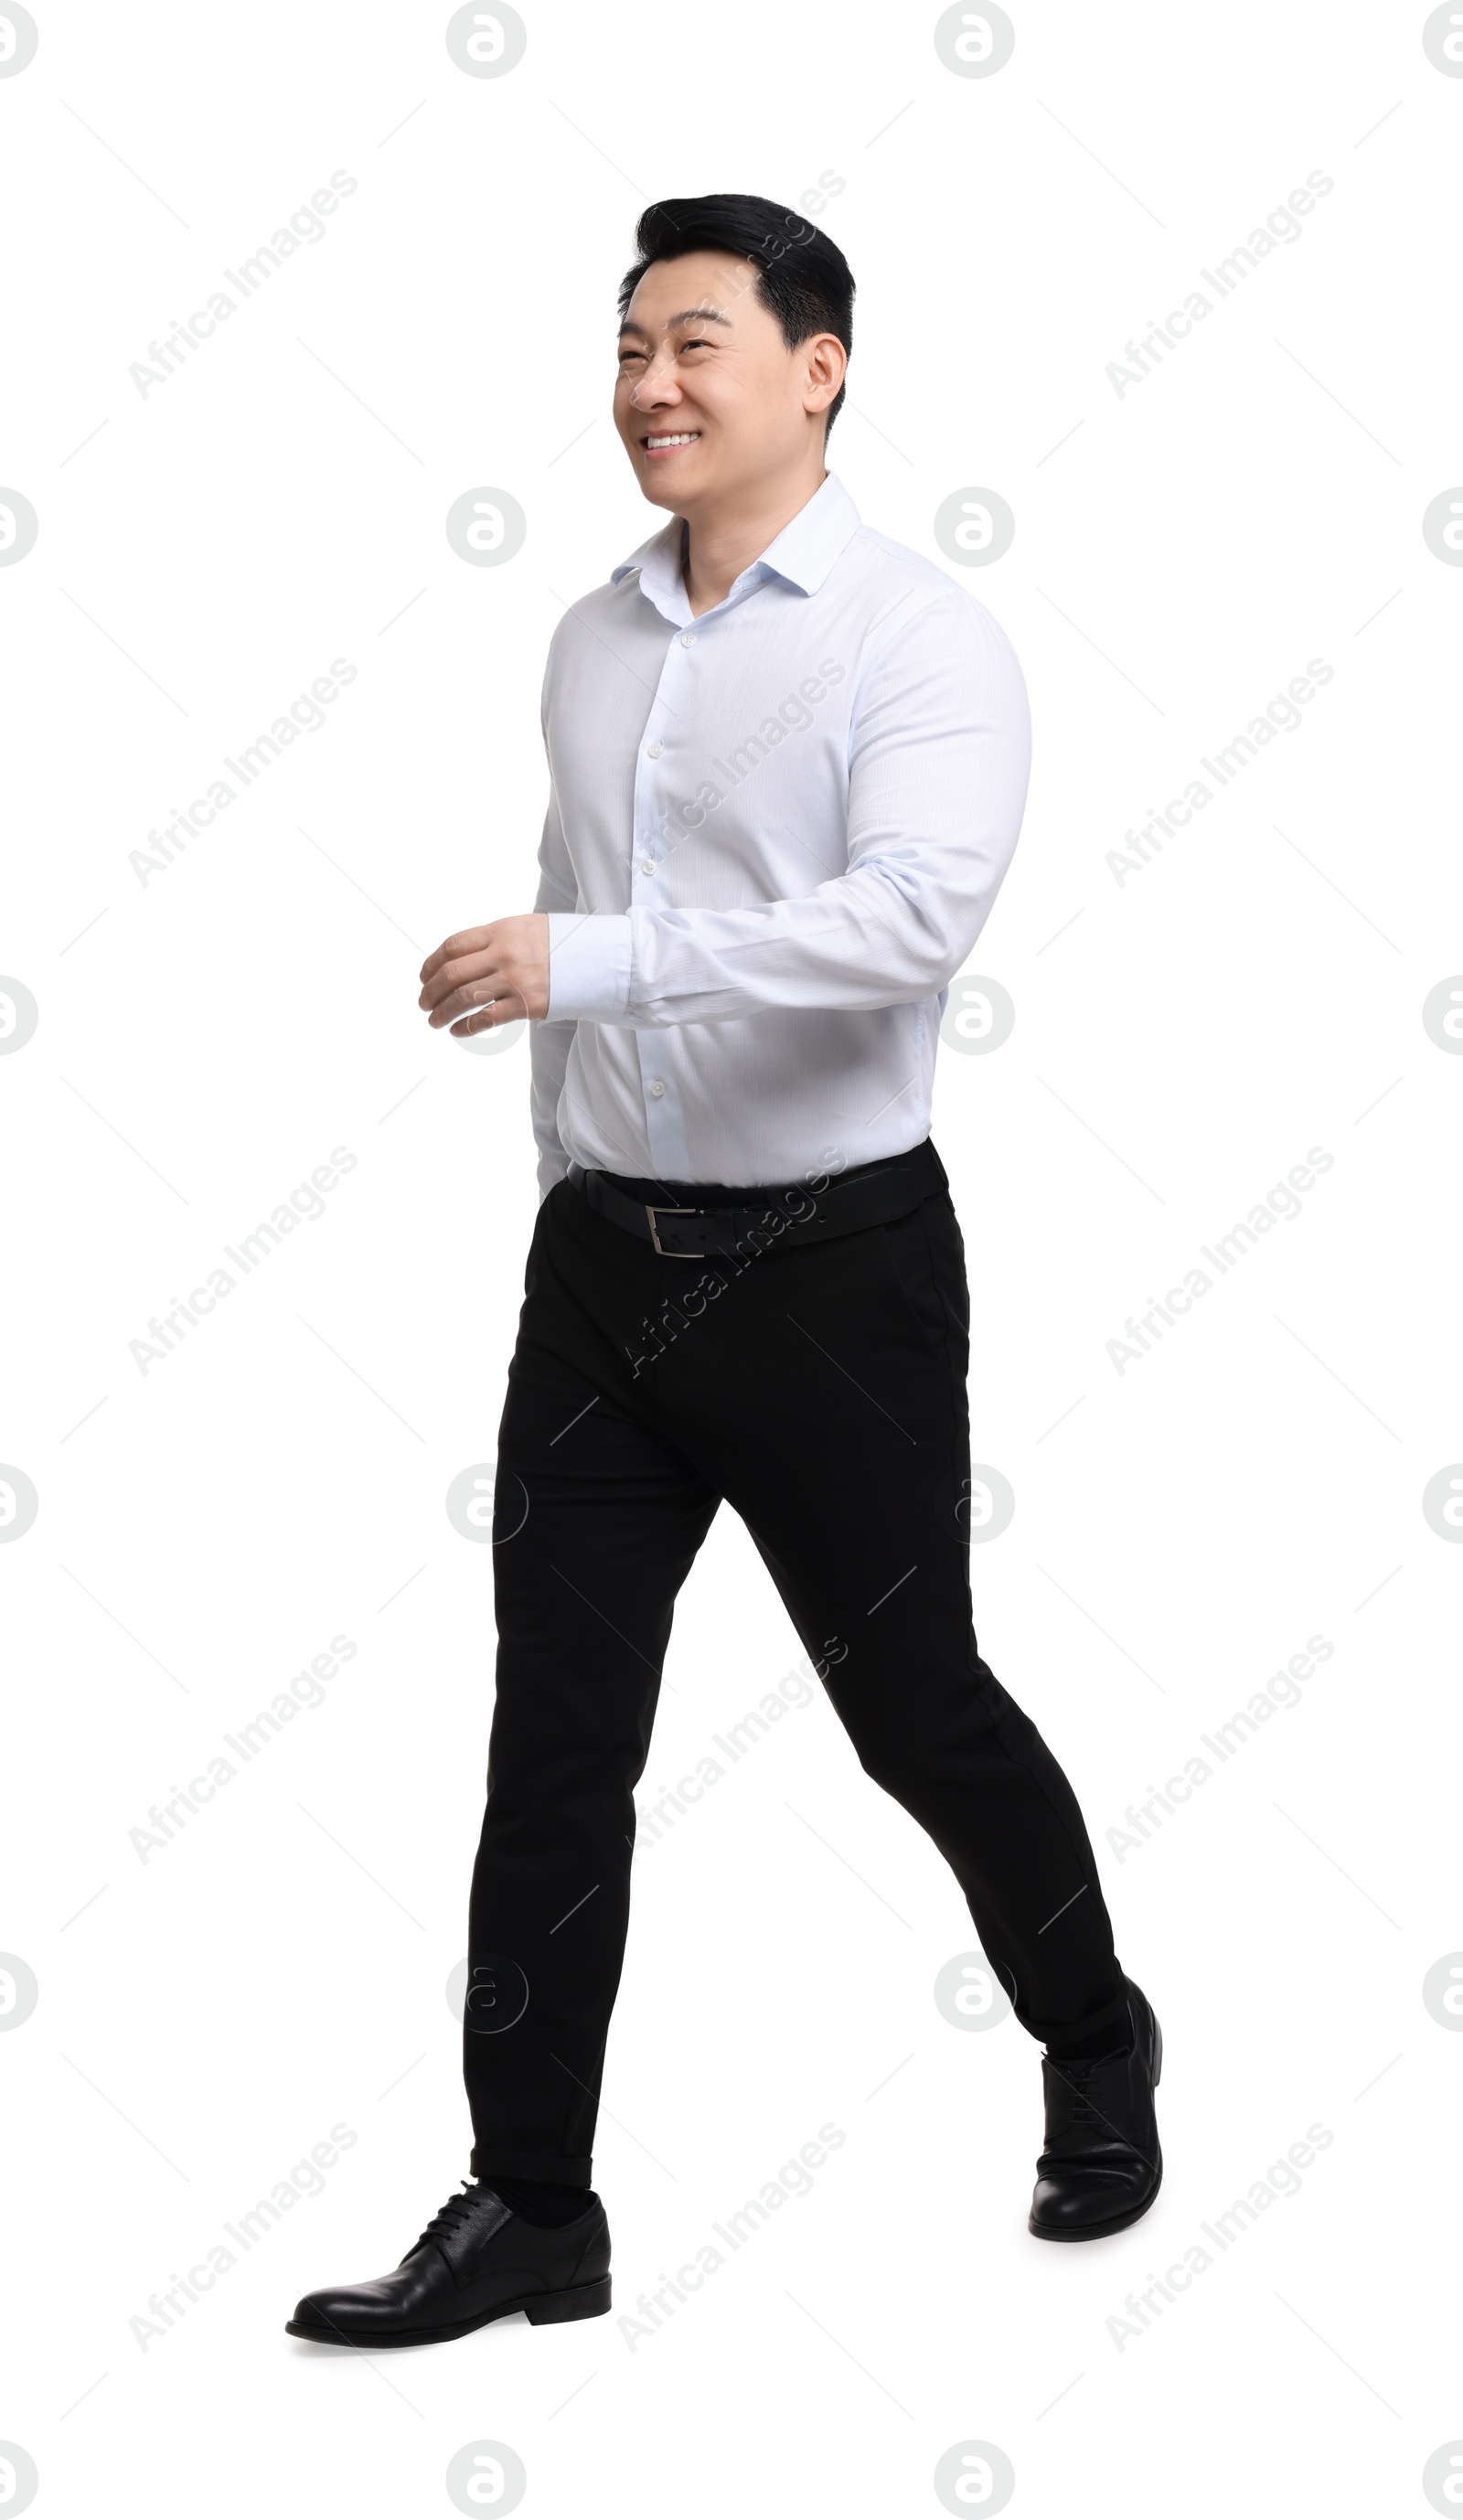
[1030, 2165, 1153, 2232]
[288, 2278, 404, 2337]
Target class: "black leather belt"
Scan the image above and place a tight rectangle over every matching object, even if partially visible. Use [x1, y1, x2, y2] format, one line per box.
[566, 1138, 947, 1259]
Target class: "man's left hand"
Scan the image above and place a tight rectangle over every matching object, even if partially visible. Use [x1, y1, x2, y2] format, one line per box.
[418, 914, 550, 1033]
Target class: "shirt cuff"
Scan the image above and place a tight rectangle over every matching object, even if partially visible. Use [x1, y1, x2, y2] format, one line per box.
[545, 912, 632, 1023]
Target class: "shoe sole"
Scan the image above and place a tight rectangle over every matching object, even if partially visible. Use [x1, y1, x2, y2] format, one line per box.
[1028, 2007, 1163, 2245]
[284, 2274, 611, 2348]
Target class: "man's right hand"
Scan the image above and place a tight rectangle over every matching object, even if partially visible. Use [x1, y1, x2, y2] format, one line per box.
[418, 914, 550, 1035]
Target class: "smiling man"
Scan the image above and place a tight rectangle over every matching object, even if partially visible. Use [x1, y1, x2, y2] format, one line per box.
[288, 193, 1162, 2355]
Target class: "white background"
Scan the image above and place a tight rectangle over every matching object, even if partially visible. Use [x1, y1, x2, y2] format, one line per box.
[3, 2, 1462, 2514]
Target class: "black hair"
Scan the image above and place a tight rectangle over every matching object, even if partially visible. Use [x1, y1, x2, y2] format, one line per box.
[617, 193, 854, 434]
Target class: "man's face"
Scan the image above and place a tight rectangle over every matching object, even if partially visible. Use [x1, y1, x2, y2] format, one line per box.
[614, 250, 836, 510]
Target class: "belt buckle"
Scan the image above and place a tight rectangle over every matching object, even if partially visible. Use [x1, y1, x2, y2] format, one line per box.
[646, 1202, 704, 1258]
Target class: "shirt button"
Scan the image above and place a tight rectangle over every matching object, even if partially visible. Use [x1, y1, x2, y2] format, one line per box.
[640, 857, 656, 875]
[646, 741, 663, 758]
[680, 631, 696, 647]
[648, 1080, 666, 1098]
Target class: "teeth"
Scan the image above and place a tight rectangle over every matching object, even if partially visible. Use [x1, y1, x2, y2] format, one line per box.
[645, 432, 699, 448]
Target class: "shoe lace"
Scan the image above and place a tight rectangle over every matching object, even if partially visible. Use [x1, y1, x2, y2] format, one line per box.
[416, 2182, 494, 2252]
[1046, 2054, 1113, 2134]
[1051, 2045, 1127, 2089]
[1043, 2048, 1157, 2170]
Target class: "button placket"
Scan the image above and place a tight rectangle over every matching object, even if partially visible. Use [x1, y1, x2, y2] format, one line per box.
[633, 626, 691, 1169]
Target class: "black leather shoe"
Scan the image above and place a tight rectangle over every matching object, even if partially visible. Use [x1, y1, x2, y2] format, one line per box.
[286, 2180, 611, 2347]
[1028, 1977, 1162, 2242]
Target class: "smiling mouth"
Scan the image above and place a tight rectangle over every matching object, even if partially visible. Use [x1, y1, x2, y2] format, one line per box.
[641, 431, 701, 454]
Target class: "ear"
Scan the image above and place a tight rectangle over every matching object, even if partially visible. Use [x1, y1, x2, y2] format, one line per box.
[802, 330, 848, 417]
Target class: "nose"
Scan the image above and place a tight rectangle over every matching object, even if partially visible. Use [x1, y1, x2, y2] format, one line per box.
[627, 348, 682, 411]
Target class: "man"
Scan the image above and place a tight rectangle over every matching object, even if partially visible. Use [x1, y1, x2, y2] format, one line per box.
[288, 194, 1161, 2354]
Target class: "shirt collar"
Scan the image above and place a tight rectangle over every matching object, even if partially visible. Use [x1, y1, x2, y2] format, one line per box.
[611, 471, 862, 625]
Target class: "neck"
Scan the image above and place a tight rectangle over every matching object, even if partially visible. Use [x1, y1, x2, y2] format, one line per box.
[680, 464, 828, 617]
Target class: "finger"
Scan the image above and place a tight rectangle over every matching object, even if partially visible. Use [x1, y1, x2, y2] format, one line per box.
[419, 945, 497, 1012]
[448, 981, 529, 1037]
[418, 924, 495, 987]
[429, 965, 517, 1029]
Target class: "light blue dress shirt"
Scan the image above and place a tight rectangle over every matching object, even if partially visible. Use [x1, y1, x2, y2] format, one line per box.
[530, 470, 1031, 1196]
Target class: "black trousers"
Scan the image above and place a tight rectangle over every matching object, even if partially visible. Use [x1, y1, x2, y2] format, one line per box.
[465, 1147, 1128, 2185]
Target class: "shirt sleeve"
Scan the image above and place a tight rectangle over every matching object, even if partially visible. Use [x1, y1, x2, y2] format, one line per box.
[542, 588, 1031, 1029]
[529, 786, 580, 1201]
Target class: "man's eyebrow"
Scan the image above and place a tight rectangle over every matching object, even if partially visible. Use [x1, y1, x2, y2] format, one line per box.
[617, 305, 733, 340]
